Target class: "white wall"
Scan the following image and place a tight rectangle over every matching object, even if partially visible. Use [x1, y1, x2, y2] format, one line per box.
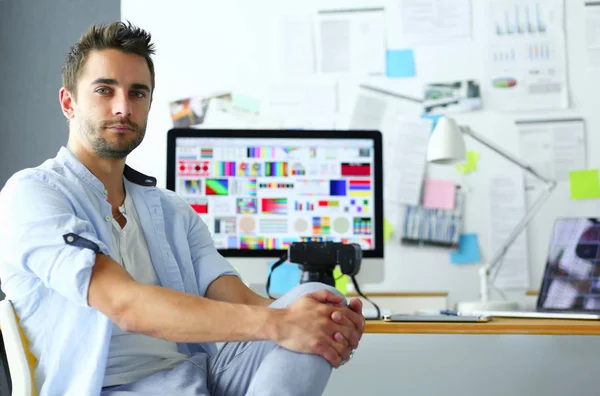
[121, 0, 600, 308]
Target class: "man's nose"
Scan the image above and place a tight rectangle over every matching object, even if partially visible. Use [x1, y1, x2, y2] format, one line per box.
[112, 92, 132, 117]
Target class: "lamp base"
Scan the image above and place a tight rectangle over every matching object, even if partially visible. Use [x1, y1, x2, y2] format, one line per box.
[456, 300, 520, 313]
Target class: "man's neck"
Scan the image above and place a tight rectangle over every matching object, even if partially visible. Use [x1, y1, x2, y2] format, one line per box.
[67, 141, 126, 206]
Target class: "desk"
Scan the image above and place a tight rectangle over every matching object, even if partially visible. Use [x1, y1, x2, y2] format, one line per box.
[325, 318, 600, 396]
[365, 318, 600, 336]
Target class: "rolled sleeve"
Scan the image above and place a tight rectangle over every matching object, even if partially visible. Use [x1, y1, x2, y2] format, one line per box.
[0, 175, 109, 307]
[185, 205, 239, 296]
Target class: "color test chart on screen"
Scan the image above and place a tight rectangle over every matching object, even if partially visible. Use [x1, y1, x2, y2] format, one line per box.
[174, 137, 375, 251]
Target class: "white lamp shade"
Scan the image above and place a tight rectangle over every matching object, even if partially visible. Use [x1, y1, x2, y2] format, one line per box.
[427, 117, 467, 164]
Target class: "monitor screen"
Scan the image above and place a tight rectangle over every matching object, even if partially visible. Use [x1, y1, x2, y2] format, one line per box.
[538, 218, 600, 312]
[166, 129, 383, 258]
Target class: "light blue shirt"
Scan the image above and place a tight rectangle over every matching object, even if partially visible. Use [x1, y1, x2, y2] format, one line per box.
[104, 184, 188, 387]
[0, 147, 238, 396]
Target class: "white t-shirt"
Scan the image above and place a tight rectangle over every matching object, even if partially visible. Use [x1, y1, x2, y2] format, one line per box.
[103, 187, 188, 387]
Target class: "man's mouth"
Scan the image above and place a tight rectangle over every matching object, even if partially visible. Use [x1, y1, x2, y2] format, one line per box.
[106, 124, 133, 131]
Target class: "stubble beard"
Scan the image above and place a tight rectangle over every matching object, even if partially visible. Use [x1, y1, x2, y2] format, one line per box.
[79, 116, 146, 159]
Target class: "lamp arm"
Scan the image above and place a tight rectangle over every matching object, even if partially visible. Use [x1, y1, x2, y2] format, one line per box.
[460, 126, 557, 289]
[461, 126, 554, 184]
[487, 182, 555, 283]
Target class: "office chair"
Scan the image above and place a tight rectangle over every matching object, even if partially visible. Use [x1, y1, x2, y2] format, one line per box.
[0, 299, 37, 396]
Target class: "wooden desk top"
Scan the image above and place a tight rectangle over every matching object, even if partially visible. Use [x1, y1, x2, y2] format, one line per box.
[365, 318, 600, 336]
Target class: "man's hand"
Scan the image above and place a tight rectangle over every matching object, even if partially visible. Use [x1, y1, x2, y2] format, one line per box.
[268, 290, 362, 368]
[329, 298, 364, 362]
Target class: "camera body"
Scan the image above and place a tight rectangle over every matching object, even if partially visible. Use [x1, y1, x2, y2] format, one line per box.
[288, 241, 362, 287]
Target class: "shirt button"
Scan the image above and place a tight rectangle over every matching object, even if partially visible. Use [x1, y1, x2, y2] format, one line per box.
[66, 235, 75, 243]
[105, 216, 111, 222]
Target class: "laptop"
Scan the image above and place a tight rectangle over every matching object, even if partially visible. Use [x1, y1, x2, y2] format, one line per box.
[471, 217, 600, 320]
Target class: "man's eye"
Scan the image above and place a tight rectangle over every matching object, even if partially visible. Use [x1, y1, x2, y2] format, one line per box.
[96, 87, 110, 94]
[131, 91, 146, 99]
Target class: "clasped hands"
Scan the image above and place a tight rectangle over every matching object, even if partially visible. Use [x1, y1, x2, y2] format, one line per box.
[275, 290, 364, 368]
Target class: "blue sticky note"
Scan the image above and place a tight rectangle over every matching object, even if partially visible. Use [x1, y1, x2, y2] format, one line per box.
[450, 234, 481, 264]
[386, 49, 416, 78]
[421, 114, 444, 132]
[268, 261, 301, 296]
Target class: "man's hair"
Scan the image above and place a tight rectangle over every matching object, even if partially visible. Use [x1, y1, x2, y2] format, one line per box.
[62, 21, 155, 98]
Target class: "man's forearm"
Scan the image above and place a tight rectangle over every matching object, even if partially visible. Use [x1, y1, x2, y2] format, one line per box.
[89, 254, 278, 344]
[119, 283, 278, 343]
[205, 275, 274, 307]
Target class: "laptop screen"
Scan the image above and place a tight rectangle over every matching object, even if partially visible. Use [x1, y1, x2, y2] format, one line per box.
[538, 218, 600, 312]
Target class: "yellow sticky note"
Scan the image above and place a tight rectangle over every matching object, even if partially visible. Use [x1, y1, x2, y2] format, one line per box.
[384, 219, 394, 242]
[456, 151, 480, 174]
[334, 266, 349, 295]
[569, 169, 600, 200]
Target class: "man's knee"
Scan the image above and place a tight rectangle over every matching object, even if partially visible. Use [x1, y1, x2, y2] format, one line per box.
[270, 282, 346, 309]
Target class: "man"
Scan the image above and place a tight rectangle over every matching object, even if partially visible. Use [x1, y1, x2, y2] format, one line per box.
[0, 22, 364, 396]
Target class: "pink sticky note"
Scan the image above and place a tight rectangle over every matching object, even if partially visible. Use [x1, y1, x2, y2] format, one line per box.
[422, 179, 456, 210]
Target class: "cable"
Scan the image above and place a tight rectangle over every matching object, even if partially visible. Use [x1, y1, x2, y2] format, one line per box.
[351, 276, 381, 320]
[265, 254, 288, 299]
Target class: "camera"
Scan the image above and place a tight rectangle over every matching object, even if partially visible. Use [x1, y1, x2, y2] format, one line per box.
[288, 241, 362, 287]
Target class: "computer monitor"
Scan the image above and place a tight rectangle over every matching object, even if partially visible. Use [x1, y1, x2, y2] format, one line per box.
[166, 129, 384, 259]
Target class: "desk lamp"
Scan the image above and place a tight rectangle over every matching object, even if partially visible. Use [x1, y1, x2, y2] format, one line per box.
[427, 117, 556, 311]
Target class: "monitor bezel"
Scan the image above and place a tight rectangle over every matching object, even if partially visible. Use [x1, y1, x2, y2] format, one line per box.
[166, 128, 384, 258]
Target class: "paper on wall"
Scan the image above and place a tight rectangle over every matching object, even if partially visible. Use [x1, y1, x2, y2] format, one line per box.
[422, 179, 456, 210]
[349, 84, 423, 130]
[202, 98, 282, 129]
[517, 118, 586, 191]
[382, 116, 432, 208]
[569, 169, 600, 200]
[484, 0, 568, 111]
[261, 80, 338, 129]
[315, 8, 386, 74]
[584, 1, 600, 69]
[348, 87, 426, 231]
[450, 233, 482, 265]
[349, 93, 388, 130]
[489, 175, 530, 289]
[169, 92, 232, 128]
[395, 0, 472, 44]
[456, 151, 480, 174]
[386, 49, 416, 78]
[276, 15, 316, 76]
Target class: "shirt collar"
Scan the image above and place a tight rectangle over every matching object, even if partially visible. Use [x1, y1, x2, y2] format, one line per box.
[56, 147, 157, 193]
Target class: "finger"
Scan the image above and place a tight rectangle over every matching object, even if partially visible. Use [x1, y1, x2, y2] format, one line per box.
[331, 310, 353, 326]
[339, 344, 352, 362]
[308, 290, 345, 305]
[333, 331, 349, 345]
[331, 313, 360, 350]
[332, 333, 352, 361]
[331, 322, 360, 349]
[332, 333, 352, 362]
[335, 305, 365, 333]
[327, 332, 349, 356]
[349, 298, 363, 314]
[329, 308, 361, 347]
[313, 341, 342, 368]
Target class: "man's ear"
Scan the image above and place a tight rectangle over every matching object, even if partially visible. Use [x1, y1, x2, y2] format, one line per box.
[59, 87, 76, 120]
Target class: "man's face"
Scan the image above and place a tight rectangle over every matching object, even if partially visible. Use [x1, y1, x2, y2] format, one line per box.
[68, 49, 152, 159]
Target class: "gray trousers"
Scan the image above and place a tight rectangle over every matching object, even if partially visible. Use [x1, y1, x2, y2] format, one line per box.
[101, 282, 344, 396]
